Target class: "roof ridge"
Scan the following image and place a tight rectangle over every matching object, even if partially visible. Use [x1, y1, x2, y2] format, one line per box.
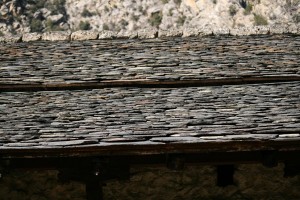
[0, 25, 299, 43]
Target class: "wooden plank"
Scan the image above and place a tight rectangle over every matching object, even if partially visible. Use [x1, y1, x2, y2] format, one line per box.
[0, 76, 299, 92]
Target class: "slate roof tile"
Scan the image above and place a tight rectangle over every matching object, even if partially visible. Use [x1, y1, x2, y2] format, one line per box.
[0, 82, 299, 151]
[0, 35, 299, 156]
[0, 35, 299, 86]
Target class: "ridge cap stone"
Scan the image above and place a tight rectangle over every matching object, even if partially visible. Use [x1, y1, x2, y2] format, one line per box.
[0, 25, 299, 43]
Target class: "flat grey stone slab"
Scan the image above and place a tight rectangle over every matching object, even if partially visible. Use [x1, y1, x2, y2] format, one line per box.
[0, 82, 299, 149]
[39, 139, 98, 146]
[42, 31, 71, 41]
[22, 33, 42, 42]
[71, 30, 99, 40]
[98, 30, 118, 39]
[0, 35, 299, 85]
[150, 136, 199, 143]
[137, 28, 158, 39]
[0, 35, 22, 43]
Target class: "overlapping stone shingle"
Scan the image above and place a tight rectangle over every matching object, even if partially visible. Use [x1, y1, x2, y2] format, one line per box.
[0, 82, 299, 148]
[0, 35, 299, 85]
[0, 35, 299, 155]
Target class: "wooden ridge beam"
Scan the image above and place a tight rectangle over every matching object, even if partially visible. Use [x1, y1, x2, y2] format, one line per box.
[1, 76, 300, 92]
[1, 139, 300, 159]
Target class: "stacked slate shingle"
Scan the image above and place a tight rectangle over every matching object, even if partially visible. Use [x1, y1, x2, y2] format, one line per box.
[0, 32, 299, 157]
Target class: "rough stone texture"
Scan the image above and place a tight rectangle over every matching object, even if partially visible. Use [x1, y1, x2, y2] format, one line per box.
[287, 24, 299, 34]
[22, 33, 42, 42]
[98, 30, 118, 39]
[42, 31, 71, 41]
[117, 30, 138, 39]
[213, 27, 231, 35]
[0, 26, 299, 43]
[0, 35, 22, 43]
[63, 0, 300, 36]
[230, 26, 255, 35]
[0, 35, 299, 84]
[182, 28, 202, 37]
[137, 28, 158, 39]
[0, 82, 299, 148]
[230, 26, 271, 35]
[158, 28, 183, 37]
[70, 30, 98, 41]
[1, 0, 300, 37]
[229, 25, 300, 35]
[269, 25, 287, 34]
[0, 164, 299, 200]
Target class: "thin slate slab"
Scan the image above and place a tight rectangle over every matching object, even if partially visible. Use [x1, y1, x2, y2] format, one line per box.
[0, 35, 299, 85]
[39, 139, 99, 146]
[0, 82, 299, 150]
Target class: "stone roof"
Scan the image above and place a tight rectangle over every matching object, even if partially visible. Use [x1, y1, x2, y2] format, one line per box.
[0, 32, 299, 158]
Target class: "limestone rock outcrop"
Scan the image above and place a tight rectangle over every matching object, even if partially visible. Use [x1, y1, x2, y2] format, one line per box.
[0, 0, 299, 36]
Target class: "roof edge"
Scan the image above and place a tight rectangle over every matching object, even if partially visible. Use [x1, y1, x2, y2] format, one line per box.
[0, 25, 299, 43]
[1, 139, 300, 159]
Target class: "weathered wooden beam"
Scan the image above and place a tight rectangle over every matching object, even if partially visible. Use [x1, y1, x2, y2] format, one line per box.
[0, 76, 299, 92]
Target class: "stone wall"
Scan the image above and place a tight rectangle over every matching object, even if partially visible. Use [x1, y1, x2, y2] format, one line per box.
[0, 163, 299, 200]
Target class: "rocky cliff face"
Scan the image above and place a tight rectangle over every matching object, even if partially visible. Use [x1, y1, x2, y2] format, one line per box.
[0, 0, 69, 36]
[0, 0, 299, 36]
